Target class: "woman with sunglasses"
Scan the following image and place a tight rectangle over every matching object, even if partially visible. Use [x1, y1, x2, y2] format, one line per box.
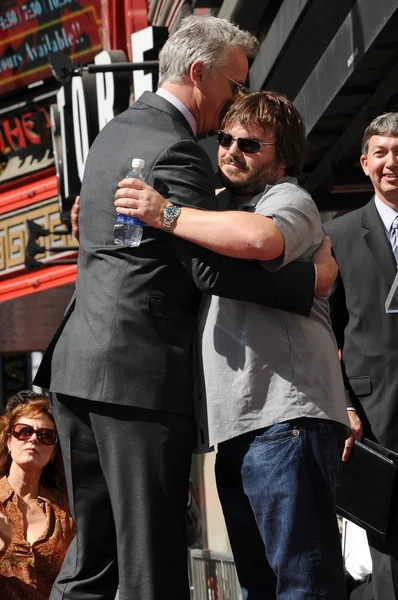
[0, 391, 75, 600]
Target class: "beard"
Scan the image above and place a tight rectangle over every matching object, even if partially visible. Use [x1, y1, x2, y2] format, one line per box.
[218, 157, 282, 196]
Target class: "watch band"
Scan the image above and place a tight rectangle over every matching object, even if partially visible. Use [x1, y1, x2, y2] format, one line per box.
[162, 205, 181, 232]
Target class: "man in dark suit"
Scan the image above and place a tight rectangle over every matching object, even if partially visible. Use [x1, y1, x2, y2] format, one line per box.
[324, 112, 398, 600]
[34, 15, 336, 600]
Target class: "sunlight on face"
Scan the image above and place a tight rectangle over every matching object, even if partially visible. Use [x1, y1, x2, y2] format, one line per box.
[360, 135, 398, 206]
[7, 413, 57, 474]
[218, 123, 286, 195]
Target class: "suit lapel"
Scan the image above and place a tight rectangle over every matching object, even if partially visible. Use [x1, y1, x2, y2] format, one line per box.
[136, 91, 196, 139]
[362, 198, 397, 285]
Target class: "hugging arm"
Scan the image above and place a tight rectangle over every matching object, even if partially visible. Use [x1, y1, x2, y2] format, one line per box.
[115, 176, 284, 260]
[140, 141, 316, 315]
[175, 237, 315, 316]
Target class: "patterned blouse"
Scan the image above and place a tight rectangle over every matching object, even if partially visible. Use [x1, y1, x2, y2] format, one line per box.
[0, 476, 75, 600]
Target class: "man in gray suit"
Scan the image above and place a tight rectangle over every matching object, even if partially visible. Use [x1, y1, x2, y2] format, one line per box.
[115, 91, 350, 599]
[35, 18, 336, 600]
[324, 113, 398, 600]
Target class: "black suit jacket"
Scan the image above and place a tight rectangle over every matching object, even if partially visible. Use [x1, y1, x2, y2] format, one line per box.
[34, 92, 314, 416]
[324, 198, 398, 451]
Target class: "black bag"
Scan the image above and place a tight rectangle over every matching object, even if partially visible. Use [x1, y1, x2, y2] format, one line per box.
[336, 438, 398, 553]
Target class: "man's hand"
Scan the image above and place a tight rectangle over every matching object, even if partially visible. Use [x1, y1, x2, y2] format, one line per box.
[342, 410, 363, 462]
[114, 179, 169, 229]
[313, 236, 338, 297]
[71, 196, 80, 242]
[0, 505, 12, 557]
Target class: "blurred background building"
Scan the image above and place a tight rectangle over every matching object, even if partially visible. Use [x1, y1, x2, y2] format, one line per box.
[1, 0, 398, 554]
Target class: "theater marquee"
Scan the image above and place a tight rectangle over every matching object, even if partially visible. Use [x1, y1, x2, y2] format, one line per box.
[0, 0, 102, 96]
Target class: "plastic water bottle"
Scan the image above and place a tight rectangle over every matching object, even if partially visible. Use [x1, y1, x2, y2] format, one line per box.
[114, 158, 145, 247]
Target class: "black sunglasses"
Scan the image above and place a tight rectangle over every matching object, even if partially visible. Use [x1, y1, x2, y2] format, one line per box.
[11, 423, 58, 446]
[217, 131, 276, 154]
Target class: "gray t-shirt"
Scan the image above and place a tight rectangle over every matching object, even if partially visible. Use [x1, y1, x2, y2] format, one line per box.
[195, 176, 350, 451]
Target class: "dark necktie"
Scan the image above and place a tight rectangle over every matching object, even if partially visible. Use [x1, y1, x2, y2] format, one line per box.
[391, 216, 398, 265]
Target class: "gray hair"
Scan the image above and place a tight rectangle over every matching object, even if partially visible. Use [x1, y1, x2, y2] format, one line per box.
[158, 15, 258, 86]
[361, 112, 398, 155]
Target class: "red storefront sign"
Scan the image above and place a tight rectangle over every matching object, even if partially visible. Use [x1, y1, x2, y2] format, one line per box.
[101, 0, 148, 60]
[0, 97, 55, 184]
[0, 0, 102, 96]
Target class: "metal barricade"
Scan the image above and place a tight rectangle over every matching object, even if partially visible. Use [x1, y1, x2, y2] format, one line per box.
[189, 549, 242, 600]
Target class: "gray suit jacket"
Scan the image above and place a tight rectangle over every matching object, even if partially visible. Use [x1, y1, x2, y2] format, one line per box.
[324, 198, 398, 451]
[35, 92, 315, 416]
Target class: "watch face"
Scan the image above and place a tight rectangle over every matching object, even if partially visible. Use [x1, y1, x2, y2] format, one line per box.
[165, 205, 180, 221]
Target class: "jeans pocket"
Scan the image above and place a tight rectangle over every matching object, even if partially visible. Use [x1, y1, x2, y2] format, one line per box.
[251, 421, 302, 444]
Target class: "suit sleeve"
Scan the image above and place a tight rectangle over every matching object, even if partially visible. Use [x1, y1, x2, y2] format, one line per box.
[148, 139, 315, 317]
[327, 271, 348, 351]
[324, 226, 362, 412]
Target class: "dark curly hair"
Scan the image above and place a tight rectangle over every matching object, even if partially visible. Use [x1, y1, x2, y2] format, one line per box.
[222, 91, 307, 177]
[0, 392, 65, 489]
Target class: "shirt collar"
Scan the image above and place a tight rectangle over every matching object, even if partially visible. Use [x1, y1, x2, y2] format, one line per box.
[0, 475, 56, 505]
[156, 88, 197, 137]
[238, 175, 298, 210]
[374, 195, 398, 233]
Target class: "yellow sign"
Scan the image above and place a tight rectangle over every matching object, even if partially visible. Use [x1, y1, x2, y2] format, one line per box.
[0, 197, 77, 274]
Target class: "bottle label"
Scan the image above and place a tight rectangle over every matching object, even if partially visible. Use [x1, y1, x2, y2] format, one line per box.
[115, 213, 142, 226]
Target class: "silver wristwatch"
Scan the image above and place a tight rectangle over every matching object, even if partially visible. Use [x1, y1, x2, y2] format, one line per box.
[162, 204, 181, 232]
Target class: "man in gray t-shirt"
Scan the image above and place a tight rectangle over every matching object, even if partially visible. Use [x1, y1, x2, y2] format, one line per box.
[115, 92, 350, 600]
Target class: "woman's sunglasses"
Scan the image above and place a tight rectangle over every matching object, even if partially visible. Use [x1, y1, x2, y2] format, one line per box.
[11, 423, 58, 446]
[217, 131, 276, 154]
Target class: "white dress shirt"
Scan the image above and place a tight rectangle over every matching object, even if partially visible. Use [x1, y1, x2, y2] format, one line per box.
[156, 88, 197, 137]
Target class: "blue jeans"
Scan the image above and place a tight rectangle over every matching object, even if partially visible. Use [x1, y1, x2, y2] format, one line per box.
[215, 418, 347, 600]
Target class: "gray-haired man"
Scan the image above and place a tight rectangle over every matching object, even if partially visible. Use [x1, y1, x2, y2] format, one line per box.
[34, 16, 333, 600]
